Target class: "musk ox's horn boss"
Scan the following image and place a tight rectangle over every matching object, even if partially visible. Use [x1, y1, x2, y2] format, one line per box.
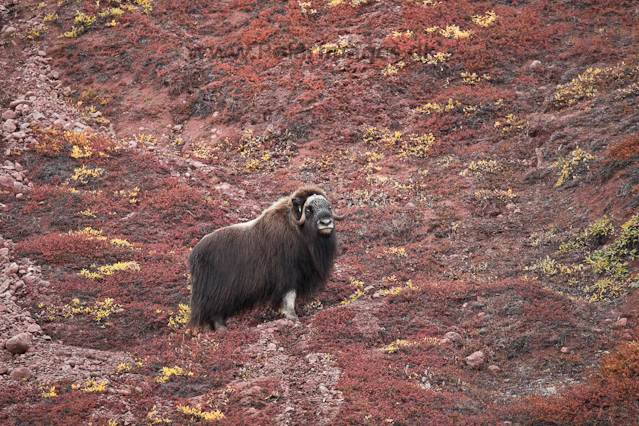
[188, 186, 348, 331]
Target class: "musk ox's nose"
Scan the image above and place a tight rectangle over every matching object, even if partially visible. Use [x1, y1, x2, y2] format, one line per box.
[317, 217, 334, 235]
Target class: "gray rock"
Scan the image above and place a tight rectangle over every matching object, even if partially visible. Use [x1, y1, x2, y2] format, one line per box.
[31, 111, 45, 121]
[613, 317, 628, 328]
[443, 331, 463, 344]
[6, 332, 31, 354]
[465, 351, 485, 369]
[9, 366, 31, 381]
[27, 324, 41, 334]
[9, 99, 31, 109]
[8, 131, 27, 139]
[14, 181, 27, 192]
[22, 275, 37, 286]
[2, 119, 16, 133]
[2, 110, 16, 120]
[0, 175, 14, 190]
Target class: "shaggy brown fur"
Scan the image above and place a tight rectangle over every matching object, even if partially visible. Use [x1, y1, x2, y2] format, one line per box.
[187, 186, 341, 330]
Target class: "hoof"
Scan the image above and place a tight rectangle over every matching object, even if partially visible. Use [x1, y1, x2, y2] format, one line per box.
[214, 318, 228, 332]
[284, 314, 299, 322]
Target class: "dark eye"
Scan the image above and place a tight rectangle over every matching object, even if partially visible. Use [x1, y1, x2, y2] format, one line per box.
[306, 206, 312, 215]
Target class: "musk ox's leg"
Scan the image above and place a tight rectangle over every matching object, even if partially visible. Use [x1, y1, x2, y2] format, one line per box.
[281, 290, 299, 322]
[213, 317, 227, 332]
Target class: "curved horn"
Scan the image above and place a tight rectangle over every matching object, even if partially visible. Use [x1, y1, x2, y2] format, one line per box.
[333, 210, 349, 221]
[291, 203, 307, 226]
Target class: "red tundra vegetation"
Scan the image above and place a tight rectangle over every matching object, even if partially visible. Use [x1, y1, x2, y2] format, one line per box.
[0, 0, 638, 424]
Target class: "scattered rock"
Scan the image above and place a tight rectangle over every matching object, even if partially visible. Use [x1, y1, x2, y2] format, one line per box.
[529, 60, 543, 70]
[560, 346, 570, 354]
[6, 332, 31, 354]
[2, 119, 17, 133]
[31, 111, 45, 121]
[239, 385, 263, 398]
[465, 351, 485, 369]
[9, 99, 31, 109]
[214, 182, 232, 193]
[2, 110, 16, 120]
[613, 318, 628, 328]
[0, 176, 12, 190]
[22, 275, 37, 286]
[27, 324, 41, 334]
[487, 365, 500, 374]
[272, 318, 294, 328]
[3, 27, 17, 36]
[189, 160, 207, 169]
[9, 366, 31, 381]
[443, 331, 463, 344]
[9, 131, 27, 140]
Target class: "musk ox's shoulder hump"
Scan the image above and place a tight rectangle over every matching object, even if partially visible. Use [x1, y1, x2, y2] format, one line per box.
[230, 218, 259, 230]
[291, 185, 327, 200]
[265, 186, 328, 217]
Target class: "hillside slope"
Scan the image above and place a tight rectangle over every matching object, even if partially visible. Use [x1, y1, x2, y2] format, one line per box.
[1, 0, 638, 424]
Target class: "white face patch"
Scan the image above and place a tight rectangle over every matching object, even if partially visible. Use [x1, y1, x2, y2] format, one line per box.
[306, 194, 327, 203]
[304, 194, 327, 206]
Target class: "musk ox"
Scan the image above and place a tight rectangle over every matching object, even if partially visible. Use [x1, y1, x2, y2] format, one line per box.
[187, 186, 348, 331]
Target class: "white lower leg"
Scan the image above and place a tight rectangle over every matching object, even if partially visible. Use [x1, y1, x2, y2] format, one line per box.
[281, 290, 298, 321]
